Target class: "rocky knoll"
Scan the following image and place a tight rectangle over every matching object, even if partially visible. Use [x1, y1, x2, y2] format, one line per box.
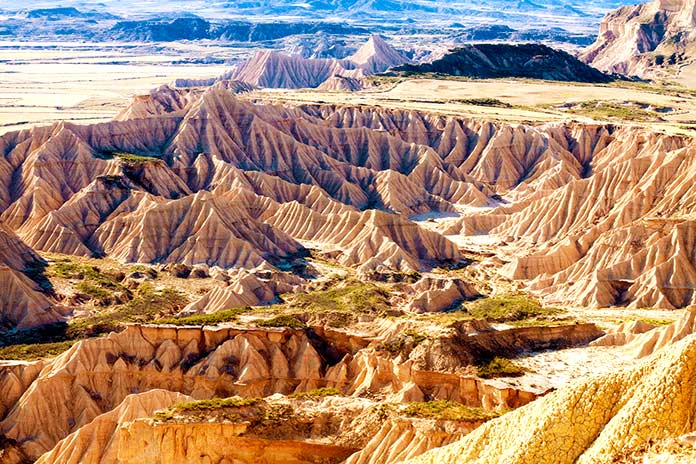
[580, 0, 696, 77]
[404, 332, 696, 464]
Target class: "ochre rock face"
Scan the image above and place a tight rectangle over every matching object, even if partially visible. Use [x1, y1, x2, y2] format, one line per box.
[403, 333, 696, 464]
[580, 0, 696, 77]
[35, 390, 191, 464]
[0, 324, 541, 461]
[0, 225, 61, 329]
[117, 421, 358, 464]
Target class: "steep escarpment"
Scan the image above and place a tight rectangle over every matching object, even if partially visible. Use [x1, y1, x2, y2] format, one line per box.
[580, 0, 696, 78]
[404, 333, 696, 464]
[116, 396, 486, 464]
[0, 323, 560, 461]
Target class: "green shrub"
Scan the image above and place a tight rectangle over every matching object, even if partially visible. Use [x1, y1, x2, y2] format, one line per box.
[289, 388, 340, 399]
[0, 340, 76, 361]
[476, 357, 525, 379]
[289, 280, 391, 315]
[448, 98, 512, 108]
[156, 307, 251, 326]
[402, 400, 504, 421]
[113, 152, 162, 164]
[256, 315, 305, 329]
[173, 397, 259, 412]
[463, 294, 559, 322]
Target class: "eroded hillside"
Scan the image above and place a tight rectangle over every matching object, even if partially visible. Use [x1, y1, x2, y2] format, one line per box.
[3, 79, 696, 464]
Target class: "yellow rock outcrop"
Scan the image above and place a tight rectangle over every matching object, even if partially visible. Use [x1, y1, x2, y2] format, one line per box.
[403, 333, 696, 464]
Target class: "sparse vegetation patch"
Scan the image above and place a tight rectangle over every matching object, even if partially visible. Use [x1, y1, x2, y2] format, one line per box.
[402, 400, 506, 421]
[476, 357, 526, 379]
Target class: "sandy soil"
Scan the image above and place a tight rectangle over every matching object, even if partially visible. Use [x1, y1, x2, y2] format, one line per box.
[260, 78, 696, 134]
[0, 41, 235, 134]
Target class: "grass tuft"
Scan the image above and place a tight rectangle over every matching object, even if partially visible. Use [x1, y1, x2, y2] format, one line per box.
[402, 400, 506, 421]
[476, 357, 525, 379]
[288, 387, 340, 399]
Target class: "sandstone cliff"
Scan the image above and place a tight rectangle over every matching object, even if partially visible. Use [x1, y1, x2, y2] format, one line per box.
[35, 390, 190, 464]
[580, 0, 696, 78]
[403, 333, 696, 464]
[0, 322, 547, 460]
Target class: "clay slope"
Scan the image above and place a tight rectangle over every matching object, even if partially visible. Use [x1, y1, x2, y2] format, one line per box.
[394, 44, 614, 83]
[347, 34, 410, 74]
[35, 390, 190, 464]
[1, 86, 475, 273]
[0, 224, 61, 329]
[580, 0, 696, 77]
[115, 81, 257, 121]
[231, 50, 363, 89]
[404, 333, 696, 464]
[231, 34, 407, 89]
[442, 126, 696, 308]
[318, 75, 364, 91]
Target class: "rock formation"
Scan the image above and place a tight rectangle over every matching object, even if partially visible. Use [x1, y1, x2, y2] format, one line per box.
[393, 44, 614, 83]
[231, 50, 363, 89]
[230, 34, 407, 89]
[580, 0, 696, 78]
[0, 322, 556, 461]
[35, 390, 190, 464]
[404, 333, 696, 464]
[0, 225, 62, 329]
[4, 83, 696, 307]
[318, 75, 364, 92]
[347, 34, 410, 74]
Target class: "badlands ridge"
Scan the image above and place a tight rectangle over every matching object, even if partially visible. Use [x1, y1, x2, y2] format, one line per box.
[1, 82, 696, 330]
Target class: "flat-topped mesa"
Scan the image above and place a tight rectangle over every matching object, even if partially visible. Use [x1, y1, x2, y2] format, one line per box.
[580, 0, 696, 77]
